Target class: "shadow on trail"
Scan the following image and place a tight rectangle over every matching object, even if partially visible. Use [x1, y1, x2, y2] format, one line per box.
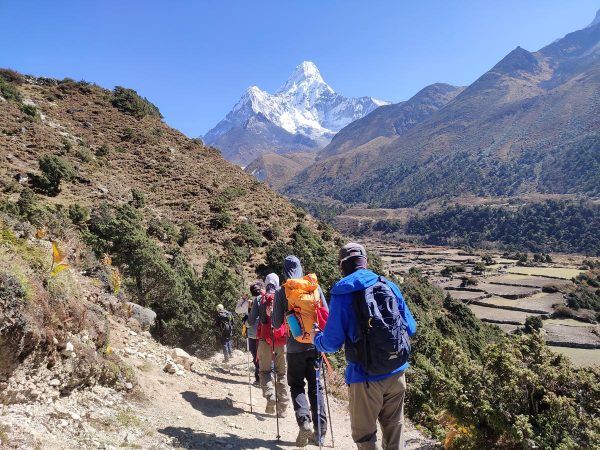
[158, 427, 296, 449]
[183, 390, 273, 419]
[182, 391, 245, 417]
[204, 373, 251, 386]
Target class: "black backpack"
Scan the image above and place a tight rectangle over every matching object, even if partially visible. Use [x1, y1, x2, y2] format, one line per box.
[347, 276, 411, 377]
[218, 311, 232, 337]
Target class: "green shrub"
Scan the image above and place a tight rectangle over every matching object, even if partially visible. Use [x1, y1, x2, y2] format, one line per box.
[0, 69, 24, 84]
[177, 221, 196, 247]
[21, 104, 40, 121]
[121, 127, 135, 141]
[263, 223, 338, 295]
[147, 218, 178, 243]
[263, 226, 283, 241]
[401, 275, 600, 448]
[95, 144, 110, 157]
[0, 77, 22, 103]
[482, 254, 495, 265]
[210, 195, 230, 213]
[130, 188, 146, 209]
[36, 155, 76, 196]
[68, 203, 89, 224]
[210, 211, 232, 230]
[473, 262, 486, 273]
[524, 315, 544, 333]
[441, 265, 466, 277]
[235, 221, 264, 248]
[223, 239, 250, 266]
[75, 146, 95, 163]
[17, 187, 38, 216]
[111, 86, 162, 119]
[460, 276, 478, 287]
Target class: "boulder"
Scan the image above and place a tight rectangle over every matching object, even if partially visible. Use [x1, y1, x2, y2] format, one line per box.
[163, 362, 177, 374]
[125, 303, 156, 331]
[61, 342, 74, 357]
[171, 348, 190, 361]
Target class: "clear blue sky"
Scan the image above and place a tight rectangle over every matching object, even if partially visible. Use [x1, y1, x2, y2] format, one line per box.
[1, 1, 598, 137]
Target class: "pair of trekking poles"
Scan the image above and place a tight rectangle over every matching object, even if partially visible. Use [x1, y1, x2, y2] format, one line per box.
[244, 331, 334, 448]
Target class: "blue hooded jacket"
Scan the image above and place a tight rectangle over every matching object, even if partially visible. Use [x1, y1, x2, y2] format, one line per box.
[313, 269, 417, 384]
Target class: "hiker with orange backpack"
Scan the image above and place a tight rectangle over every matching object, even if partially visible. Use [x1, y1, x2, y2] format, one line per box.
[248, 273, 289, 417]
[272, 255, 329, 447]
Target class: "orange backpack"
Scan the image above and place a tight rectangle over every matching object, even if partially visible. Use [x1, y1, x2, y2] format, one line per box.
[283, 273, 328, 344]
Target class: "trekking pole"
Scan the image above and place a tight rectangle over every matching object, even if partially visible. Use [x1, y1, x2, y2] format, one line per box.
[321, 354, 335, 447]
[271, 328, 281, 441]
[314, 352, 324, 450]
[246, 337, 253, 413]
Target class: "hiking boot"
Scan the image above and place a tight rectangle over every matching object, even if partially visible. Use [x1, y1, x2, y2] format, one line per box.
[295, 421, 313, 447]
[278, 406, 288, 418]
[265, 399, 276, 414]
[309, 431, 326, 447]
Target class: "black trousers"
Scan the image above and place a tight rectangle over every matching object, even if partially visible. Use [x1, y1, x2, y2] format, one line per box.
[286, 349, 327, 433]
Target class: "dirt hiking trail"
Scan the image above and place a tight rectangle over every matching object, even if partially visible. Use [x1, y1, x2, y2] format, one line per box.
[0, 315, 437, 449]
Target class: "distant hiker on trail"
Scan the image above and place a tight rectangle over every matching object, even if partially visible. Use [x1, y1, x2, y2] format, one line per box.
[236, 282, 263, 385]
[272, 255, 329, 447]
[215, 304, 234, 363]
[248, 273, 289, 416]
[313, 243, 417, 450]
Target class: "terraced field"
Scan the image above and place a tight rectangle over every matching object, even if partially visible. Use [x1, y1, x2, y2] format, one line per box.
[507, 266, 584, 280]
[368, 239, 600, 367]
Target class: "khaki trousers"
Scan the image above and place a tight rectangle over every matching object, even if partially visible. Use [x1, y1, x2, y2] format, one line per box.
[348, 373, 406, 450]
[257, 339, 289, 407]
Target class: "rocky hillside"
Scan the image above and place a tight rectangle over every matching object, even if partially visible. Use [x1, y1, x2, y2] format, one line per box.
[0, 70, 322, 272]
[204, 61, 387, 165]
[0, 69, 348, 353]
[285, 15, 600, 207]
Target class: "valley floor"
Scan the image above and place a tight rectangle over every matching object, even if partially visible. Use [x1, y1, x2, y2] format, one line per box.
[0, 316, 436, 450]
[368, 240, 600, 367]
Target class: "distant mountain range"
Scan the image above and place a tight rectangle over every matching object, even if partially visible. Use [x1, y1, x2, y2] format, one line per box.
[284, 13, 600, 207]
[203, 61, 387, 165]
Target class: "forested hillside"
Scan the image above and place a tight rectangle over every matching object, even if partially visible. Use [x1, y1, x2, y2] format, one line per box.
[405, 200, 600, 256]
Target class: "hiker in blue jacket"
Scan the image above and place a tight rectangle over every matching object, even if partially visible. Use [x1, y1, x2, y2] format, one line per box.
[313, 242, 416, 450]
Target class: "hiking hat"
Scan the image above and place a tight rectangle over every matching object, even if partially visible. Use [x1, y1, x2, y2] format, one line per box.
[216, 304, 224, 312]
[339, 242, 367, 263]
[264, 273, 280, 289]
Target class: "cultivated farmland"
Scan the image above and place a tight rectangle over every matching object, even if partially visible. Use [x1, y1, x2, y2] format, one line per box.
[369, 240, 600, 367]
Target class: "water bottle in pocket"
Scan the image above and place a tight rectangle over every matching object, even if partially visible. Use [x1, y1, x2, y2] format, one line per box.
[285, 310, 303, 338]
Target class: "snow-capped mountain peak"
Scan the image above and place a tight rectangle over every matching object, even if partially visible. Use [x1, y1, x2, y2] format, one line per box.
[277, 61, 331, 94]
[204, 61, 389, 165]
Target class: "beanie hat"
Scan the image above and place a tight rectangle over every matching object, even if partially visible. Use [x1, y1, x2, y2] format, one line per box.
[216, 304, 224, 312]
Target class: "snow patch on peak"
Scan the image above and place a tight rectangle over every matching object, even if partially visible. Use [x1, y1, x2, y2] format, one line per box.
[372, 98, 390, 107]
[278, 61, 329, 94]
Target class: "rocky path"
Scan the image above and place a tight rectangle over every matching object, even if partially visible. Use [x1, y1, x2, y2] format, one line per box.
[0, 317, 437, 450]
